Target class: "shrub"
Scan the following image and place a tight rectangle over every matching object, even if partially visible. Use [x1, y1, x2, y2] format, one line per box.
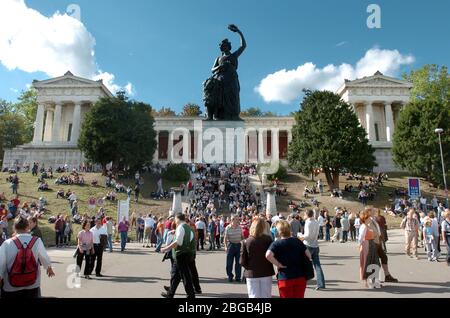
[162, 164, 190, 182]
[268, 165, 288, 181]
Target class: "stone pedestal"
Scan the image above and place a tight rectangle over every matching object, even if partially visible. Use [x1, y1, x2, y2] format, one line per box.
[264, 187, 277, 215]
[194, 120, 246, 164]
[170, 187, 183, 217]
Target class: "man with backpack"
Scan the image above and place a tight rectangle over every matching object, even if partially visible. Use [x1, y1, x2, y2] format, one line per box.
[0, 217, 55, 298]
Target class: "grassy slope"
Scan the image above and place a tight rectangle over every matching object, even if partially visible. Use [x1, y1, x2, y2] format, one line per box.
[275, 172, 447, 229]
[0, 172, 176, 246]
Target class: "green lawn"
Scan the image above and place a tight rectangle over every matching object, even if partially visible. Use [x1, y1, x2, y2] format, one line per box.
[275, 172, 447, 229]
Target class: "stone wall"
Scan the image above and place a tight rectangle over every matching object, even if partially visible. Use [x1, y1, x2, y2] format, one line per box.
[2, 145, 85, 171]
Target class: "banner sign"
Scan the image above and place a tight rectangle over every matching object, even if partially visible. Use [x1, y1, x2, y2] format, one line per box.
[408, 178, 421, 199]
[117, 199, 130, 222]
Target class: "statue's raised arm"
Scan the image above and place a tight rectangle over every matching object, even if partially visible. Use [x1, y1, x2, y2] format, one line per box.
[228, 24, 246, 57]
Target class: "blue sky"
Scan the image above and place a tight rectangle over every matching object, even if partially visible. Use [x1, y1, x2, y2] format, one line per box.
[0, 0, 449, 115]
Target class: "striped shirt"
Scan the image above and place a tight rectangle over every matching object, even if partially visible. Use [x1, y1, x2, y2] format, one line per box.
[224, 224, 243, 244]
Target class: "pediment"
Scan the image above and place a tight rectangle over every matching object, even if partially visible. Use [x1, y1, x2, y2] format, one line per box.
[34, 75, 101, 87]
[346, 75, 412, 88]
[32, 72, 113, 97]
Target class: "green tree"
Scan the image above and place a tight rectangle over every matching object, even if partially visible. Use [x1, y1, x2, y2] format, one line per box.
[78, 94, 157, 172]
[181, 103, 202, 117]
[0, 99, 14, 115]
[240, 107, 278, 117]
[0, 113, 27, 165]
[241, 107, 263, 117]
[392, 99, 450, 184]
[152, 106, 177, 117]
[403, 64, 450, 103]
[288, 90, 376, 190]
[14, 89, 38, 143]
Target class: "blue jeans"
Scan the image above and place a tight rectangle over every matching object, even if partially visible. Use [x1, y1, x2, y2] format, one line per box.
[120, 231, 127, 251]
[155, 234, 163, 252]
[226, 243, 241, 280]
[107, 234, 113, 252]
[325, 227, 331, 241]
[307, 246, 325, 288]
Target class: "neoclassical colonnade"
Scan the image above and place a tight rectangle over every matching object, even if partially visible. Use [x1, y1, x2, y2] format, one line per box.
[153, 118, 295, 164]
[352, 100, 404, 144]
[33, 101, 90, 145]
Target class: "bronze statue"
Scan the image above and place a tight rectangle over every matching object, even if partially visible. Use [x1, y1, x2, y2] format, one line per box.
[203, 24, 247, 121]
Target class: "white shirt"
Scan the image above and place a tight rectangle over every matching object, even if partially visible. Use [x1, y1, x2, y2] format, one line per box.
[354, 218, 361, 228]
[68, 193, 77, 201]
[90, 225, 107, 244]
[271, 215, 280, 224]
[143, 217, 155, 228]
[358, 224, 367, 244]
[175, 222, 194, 246]
[317, 215, 325, 227]
[299, 218, 319, 248]
[0, 234, 52, 292]
[195, 220, 206, 230]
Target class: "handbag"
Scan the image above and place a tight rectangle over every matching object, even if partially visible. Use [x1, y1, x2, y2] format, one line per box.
[301, 248, 315, 281]
[100, 234, 108, 248]
[240, 240, 249, 269]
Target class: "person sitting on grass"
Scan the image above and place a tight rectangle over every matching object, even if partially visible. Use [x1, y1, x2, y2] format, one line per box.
[105, 191, 117, 201]
[38, 182, 49, 192]
[56, 189, 65, 199]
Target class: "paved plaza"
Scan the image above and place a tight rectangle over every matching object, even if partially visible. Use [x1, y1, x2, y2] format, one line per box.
[41, 229, 450, 298]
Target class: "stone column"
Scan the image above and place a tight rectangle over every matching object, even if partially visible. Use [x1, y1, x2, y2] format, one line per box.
[33, 104, 45, 144]
[264, 187, 277, 215]
[168, 130, 174, 162]
[153, 130, 159, 162]
[71, 103, 82, 144]
[287, 130, 293, 145]
[52, 103, 62, 143]
[385, 102, 394, 143]
[170, 187, 183, 217]
[43, 108, 54, 142]
[271, 128, 280, 162]
[258, 128, 266, 162]
[365, 102, 374, 142]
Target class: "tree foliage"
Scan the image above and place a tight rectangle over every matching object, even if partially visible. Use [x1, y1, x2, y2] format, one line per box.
[14, 89, 38, 143]
[240, 107, 277, 117]
[392, 99, 450, 184]
[78, 94, 157, 172]
[152, 106, 177, 117]
[0, 113, 27, 165]
[181, 103, 202, 117]
[403, 64, 450, 103]
[288, 90, 376, 189]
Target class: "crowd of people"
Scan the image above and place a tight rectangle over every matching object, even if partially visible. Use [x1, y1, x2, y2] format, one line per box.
[1, 163, 449, 299]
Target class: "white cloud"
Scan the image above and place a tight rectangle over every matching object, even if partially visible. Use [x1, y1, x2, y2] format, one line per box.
[0, 0, 133, 95]
[255, 48, 415, 104]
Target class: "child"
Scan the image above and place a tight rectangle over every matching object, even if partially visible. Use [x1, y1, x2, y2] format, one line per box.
[419, 212, 426, 248]
[354, 213, 361, 239]
[423, 219, 437, 261]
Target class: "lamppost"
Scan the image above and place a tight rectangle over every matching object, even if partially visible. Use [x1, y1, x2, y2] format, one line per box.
[435, 128, 448, 209]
